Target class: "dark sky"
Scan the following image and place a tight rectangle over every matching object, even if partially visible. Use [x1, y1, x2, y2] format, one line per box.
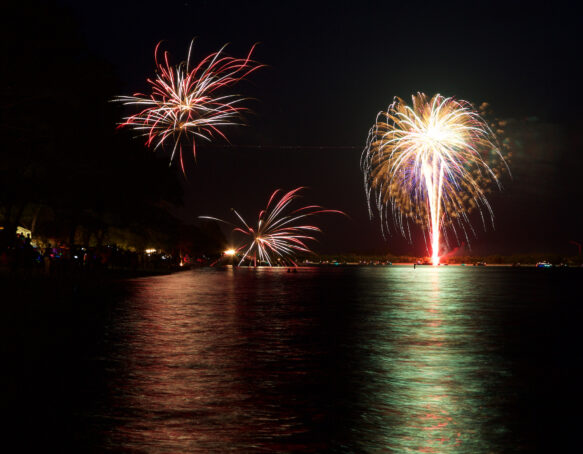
[43, 1, 583, 255]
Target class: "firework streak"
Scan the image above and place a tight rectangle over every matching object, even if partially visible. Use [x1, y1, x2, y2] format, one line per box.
[116, 40, 262, 171]
[201, 188, 344, 266]
[362, 93, 509, 265]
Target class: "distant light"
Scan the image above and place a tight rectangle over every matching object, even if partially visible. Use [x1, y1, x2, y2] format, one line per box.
[145, 248, 156, 254]
[224, 248, 236, 256]
[16, 226, 31, 237]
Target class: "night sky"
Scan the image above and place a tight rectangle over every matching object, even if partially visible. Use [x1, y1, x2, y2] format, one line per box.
[17, 1, 583, 255]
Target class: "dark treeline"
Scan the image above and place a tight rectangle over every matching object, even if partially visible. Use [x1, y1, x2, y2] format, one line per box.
[0, 3, 223, 270]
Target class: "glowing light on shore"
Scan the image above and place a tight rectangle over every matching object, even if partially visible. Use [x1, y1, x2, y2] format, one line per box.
[116, 40, 262, 171]
[362, 93, 509, 265]
[201, 188, 344, 266]
[224, 248, 236, 256]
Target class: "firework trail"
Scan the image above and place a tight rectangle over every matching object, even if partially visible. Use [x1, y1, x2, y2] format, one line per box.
[201, 187, 344, 266]
[116, 40, 262, 172]
[362, 93, 509, 265]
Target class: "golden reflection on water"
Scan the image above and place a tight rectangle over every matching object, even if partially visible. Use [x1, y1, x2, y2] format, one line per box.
[360, 266, 502, 452]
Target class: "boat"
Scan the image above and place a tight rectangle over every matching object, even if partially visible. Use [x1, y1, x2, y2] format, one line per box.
[535, 261, 552, 268]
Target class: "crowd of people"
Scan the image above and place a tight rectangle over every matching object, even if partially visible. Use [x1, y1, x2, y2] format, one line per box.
[0, 231, 181, 278]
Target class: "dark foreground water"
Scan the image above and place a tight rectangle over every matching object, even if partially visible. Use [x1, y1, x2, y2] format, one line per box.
[4, 266, 583, 452]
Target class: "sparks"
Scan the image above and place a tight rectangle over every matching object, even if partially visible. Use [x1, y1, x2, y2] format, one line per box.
[362, 93, 509, 265]
[115, 40, 262, 171]
[201, 188, 344, 266]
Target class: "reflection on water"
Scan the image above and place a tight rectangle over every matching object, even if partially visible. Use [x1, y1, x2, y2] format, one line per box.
[93, 266, 577, 452]
[352, 268, 507, 452]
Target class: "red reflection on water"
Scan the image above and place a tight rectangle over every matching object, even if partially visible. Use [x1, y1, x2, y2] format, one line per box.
[106, 268, 326, 452]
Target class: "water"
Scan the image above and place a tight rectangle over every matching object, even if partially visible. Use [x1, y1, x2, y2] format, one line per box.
[8, 266, 582, 452]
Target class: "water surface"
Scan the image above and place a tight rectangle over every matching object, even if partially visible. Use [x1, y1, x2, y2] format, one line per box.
[36, 266, 583, 452]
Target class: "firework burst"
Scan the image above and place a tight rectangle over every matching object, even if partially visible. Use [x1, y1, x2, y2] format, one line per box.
[116, 40, 262, 171]
[201, 188, 344, 266]
[362, 93, 509, 265]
